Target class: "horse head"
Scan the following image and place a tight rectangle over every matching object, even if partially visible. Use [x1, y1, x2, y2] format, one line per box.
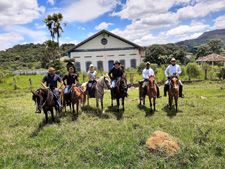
[148, 75, 155, 89]
[170, 76, 179, 90]
[104, 74, 111, 89]
[31, 89, 45, 113]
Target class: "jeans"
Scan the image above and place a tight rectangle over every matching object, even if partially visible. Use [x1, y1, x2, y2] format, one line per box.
[111, 79, 117, 88]
[64, 85, 72, 95]
[52, 89, 61, 106]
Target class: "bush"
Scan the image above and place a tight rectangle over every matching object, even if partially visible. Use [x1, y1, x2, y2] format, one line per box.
[217, 67, 225, 79]
[50, 60, 67, 77]
[186, 63, 202, 78]
[137, 62, 146, 74]
[0, 69, 12, 83]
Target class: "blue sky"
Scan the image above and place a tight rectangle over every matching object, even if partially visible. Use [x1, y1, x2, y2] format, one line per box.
[0, 0, 225, 50]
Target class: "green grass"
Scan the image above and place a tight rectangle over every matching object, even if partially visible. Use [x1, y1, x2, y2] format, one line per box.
[0, 76, 225, 168]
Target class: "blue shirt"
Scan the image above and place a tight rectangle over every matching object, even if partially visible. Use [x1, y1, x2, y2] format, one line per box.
[42, 74, 62, 90]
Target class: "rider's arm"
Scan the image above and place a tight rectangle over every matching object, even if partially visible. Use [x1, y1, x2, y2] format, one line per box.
[142, 69, 146, 79]
[108, 68, 113, 79]
[58, 81, 64, 89]
[41, 75, 49, 89]
[62, 75, 67, 86]
[75, 75, 79, 85]
[177, 65, 182, 76]
[165, 66, 169, 77]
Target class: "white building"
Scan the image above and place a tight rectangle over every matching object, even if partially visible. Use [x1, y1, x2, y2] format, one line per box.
[68, 30, 142, 72]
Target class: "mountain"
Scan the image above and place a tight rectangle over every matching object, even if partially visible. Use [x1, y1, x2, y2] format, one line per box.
[176, 29, 225, 50]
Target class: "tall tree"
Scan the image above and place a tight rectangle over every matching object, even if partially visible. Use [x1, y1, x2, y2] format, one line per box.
[52, 13, 67, 48]
[207, 38, 223, 54]
[196, 44, 212, 59]
[43, 15, 54, 40]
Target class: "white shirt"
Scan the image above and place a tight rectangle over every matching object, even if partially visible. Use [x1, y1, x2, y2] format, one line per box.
[165, 64, 181, 77]
[143, 68, 154, 79]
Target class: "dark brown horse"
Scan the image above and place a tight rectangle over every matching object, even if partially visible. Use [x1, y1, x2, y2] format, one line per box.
[111, 76, 128, 112]
[147, 75, 157, 111]
[70, 86, 85, 117]
[31, 89, 56, 123]
[168, 76, 179, 112]
[139, 80, 147, 106]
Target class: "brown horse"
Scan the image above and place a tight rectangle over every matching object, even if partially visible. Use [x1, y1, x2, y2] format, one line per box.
[111, 76, 128, 112]
[70, 86, 86, 117]
[147, 75, 157, 111]
[168, 76, 179, 112]
[31, 89, 56, 123]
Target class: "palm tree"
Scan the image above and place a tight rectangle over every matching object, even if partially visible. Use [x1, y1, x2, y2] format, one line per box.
[52, 13, 67, 48]
[43, 15, 54, 40]
[44, 40, 59, 60]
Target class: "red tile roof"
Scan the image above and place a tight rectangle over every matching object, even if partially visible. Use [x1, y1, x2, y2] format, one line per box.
[196, 53, 225, 62]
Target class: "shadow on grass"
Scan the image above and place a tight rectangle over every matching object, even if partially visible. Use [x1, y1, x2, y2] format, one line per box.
[105, 105, 124, 120]
[137, 104, 155, 117]
[81, 105, 110, 119]
[30, 116, 60, 137]
[162, 105, 183, 118]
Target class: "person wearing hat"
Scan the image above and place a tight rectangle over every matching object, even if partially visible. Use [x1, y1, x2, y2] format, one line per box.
[62, 67, 82, 104]
[141, 62, 161, 99]
[41, 67, 64, 109]
[164, 58, 184, 98]
[87, 64, 97, 98]
[108, 60, 125, 98]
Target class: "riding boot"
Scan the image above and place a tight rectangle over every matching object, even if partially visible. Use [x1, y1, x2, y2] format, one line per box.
[111, 88, 116, 99]
[156, 85, 161, 98]
[179, 85, 184, 98]
[141, 87, 145, 100]
[164, 85, 167, 97]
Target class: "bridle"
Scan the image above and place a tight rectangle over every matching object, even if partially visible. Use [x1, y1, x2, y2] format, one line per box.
[169, 76, 179, 95]
[148, 76, 155, 89]
[96, 76, 111, 96]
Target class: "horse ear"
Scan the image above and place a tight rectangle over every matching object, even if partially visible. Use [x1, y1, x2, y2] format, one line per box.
[31, 90, 34, 94]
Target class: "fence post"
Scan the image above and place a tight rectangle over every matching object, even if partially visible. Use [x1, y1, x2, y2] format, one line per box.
[29, 78, 32, 90]
[205, 69, 207, 80]
[83, 74, 85, 83]
[189, 69, 191, 81]
[222, 68, 224, 80]
[13, 78, 17, 90]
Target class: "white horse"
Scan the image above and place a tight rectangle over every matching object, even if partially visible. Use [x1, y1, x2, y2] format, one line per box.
[82, 75, 111, 114]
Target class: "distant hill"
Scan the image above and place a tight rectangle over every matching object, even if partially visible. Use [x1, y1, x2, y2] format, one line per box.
[0, 43, 75, 66]
[176, 29, 225, 50]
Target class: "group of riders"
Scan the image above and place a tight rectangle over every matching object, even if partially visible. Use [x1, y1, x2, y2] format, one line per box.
[40, 58, 184, 112]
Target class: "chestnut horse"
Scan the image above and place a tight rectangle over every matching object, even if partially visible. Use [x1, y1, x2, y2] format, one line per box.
[147, 75, 157, 111]
[70, 86, 85, 117]
[31, 89, 56, 123]
[62, 85, 86, 115]
[168, 76, 179, 112]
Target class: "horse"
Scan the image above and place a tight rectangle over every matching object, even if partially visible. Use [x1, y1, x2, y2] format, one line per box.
[139, 80, 148, 106]
[147, 75, 157, 111]
[84, 75, 111, 114]
[168, 76, 179, 112]
[111, 76, 128, 112]
[31, 89, 57, 123]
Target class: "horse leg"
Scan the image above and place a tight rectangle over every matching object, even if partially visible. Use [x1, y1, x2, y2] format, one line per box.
[122, 97, 124, 112]
[175, 95, 178, 113]
[87, 95, 89, 106]
[101, 98, 104, 114]
[96, 98, 99, 114]
[153, 97, 156, 111]
[76, 101, 79, 117]
[169, 95, 173, 110]
[72, 102, 75, 115]
[117, 98, 120, 112]
[143, 95, 145, 106]
[44, 111, 48, 123]
[51, 109, 55, 123]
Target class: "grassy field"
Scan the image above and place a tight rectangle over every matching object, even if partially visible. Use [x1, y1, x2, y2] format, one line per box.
[0, 75, 225, 168]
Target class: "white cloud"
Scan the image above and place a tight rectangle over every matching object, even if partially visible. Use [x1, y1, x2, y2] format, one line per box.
[35, 23, 46, 29]
[0, 33, 24, 50]
[133, 34, 168, 46]
[178, 32, 203, 41]
[47, 0, 55, 5]
[3, 25, 48, 43]
[65, 37, 70, 40]
[62, 0, 119, 22]
[164, 21, 209, 37]
[0, 0, 45, 25]
[95, 22, 114, 30]
[78, 26, 86, 30]
[212, 15, 225, 29]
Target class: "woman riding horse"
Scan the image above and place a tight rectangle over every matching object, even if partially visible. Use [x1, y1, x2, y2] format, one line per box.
[87, 64, 97, 98]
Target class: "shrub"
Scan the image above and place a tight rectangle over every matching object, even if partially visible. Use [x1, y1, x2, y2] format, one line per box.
[186, 63, 202, 78]
[137, 62, 146, 74]
[50, 60, 67, 77]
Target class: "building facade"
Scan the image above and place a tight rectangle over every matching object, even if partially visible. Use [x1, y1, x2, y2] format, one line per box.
[68, 30, 142, 72]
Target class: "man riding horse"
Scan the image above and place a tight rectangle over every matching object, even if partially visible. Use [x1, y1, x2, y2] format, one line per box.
[62, 67, 82, 105]
[141, 62, 161, 99]
[41, 67, 64, 110]
[164, 58, 184, 98]
[109, 60, 128, 99]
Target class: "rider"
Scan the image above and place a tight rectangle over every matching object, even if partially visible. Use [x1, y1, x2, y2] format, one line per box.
[87, 64, 97, 98]
[62, 67, 81, 104]
[41, 67, 64, 109]
[164, 58, 184, 98]
[141, 62, 161, 99]
[109, 60, 126, 98]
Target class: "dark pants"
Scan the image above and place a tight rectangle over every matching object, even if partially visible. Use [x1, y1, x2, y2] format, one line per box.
[88, 80, 96, 97]
[164, 84, 183, 97]
[141, 80, 160, 97]
[51, 88, 62, 107]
